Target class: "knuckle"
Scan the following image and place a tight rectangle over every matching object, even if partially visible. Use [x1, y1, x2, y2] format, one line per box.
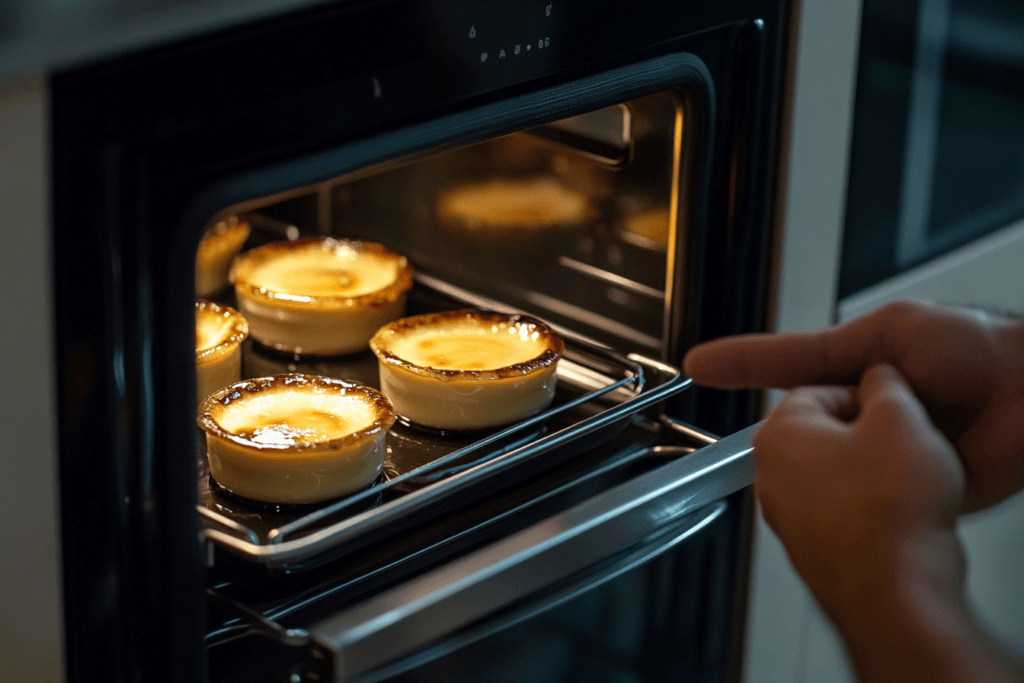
[774, 386, 816, 413]
[877, 299, 928, 324]
[867, 387, 904, 412]
[876, 300, 932, 346]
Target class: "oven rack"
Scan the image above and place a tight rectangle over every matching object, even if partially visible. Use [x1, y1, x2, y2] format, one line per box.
[197, 277, 693, 570]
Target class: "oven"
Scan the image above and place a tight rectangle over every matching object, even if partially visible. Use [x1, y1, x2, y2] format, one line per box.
[5, 1, 793, 680]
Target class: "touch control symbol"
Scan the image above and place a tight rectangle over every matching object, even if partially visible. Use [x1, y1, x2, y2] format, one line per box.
[499, 49, 506, 58]
[515, 44, 521, 55]
[371, 77, 382, 99]
[546, 4, 552, 16]
[480, 52, 488, 62]
[469, 25, 476, 38]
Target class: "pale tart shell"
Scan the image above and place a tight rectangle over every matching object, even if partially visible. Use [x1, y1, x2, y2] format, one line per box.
[370, 310, 563, 431]
[196, 215, 251, 297]
[197, 374, 395, 504]
[195, 300, 249, 404]
[230, 238, 413, 356]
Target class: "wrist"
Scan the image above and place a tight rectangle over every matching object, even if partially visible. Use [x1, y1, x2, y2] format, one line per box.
[824, 528, 1021, 682]
[994, 317, 1024, 383]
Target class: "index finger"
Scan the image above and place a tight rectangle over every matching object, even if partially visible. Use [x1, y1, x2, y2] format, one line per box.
[683, 308, 900, 389]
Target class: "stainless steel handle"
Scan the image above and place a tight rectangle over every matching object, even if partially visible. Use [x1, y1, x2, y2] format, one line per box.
[309, 423, 759, 682]
[349, 501, 727, 683]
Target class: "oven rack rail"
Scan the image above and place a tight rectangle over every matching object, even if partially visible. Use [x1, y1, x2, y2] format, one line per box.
[198, 277, 693, 569]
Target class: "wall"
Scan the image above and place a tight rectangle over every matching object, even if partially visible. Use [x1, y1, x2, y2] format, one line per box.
[0, 74, 64, 681]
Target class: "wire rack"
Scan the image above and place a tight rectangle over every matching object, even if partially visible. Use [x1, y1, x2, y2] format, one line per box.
[197, 275, 692, 570]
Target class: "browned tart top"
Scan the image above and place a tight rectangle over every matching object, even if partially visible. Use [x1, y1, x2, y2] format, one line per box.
[370, 309, 564, 381]
[230, 238, 414, 310]
[197, 374, 395, 453]
[195, 300, 249, 363]
[197, 215, 251, 259]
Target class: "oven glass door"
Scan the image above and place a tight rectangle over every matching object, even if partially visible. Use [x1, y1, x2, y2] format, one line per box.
[300, 426, 756, 683]
[375, 502, 731, 683]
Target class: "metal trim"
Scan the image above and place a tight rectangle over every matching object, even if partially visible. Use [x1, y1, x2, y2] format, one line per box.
[310, 423, 758, 681]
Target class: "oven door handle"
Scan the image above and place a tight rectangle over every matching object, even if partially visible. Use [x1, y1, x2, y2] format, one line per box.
[344, 501, 728, 683]
[308, 423, 760, 682]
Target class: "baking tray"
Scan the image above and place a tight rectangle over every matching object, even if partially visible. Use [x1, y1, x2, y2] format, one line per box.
[197, 274, 692, 570]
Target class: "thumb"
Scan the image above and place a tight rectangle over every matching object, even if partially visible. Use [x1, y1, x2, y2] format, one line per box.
[857, 364, 921, 418]
[857, 363, 950, 456]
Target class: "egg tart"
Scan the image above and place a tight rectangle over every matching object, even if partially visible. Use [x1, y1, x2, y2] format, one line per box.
[619, 205, 671, 250]
[195, 300, 248, 403]
[195, 215, 251, 297]
[435, 177, 594, 234]
[230, 238, 413, 356]
[198, 374, 395, 504]
[370, 310, 564, 431]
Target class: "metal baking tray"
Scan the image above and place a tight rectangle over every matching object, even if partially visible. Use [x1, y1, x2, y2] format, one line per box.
[197, 274, 692, 570]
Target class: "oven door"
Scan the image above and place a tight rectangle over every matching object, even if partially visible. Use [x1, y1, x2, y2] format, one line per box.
[220, 424, 756, 683]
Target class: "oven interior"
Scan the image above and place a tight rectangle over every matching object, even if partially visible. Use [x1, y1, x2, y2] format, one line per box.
[213, 90, 682, 353]
[195, 89, 744, 680]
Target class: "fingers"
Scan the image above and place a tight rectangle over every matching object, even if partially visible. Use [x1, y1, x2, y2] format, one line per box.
[856, 364, 942, 440]
[855, 365, 965, 518]
[752, 385, 859, 454]
[684, 323, 881, 389]
[857, 364, 919, 420]
[683, 300, 937, 389]
[765, 384, 860, 426]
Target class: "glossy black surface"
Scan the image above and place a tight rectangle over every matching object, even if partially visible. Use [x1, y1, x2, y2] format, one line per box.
[51, 0, 787, 680]
[841, 0, 1024, 297]
[377, 500, 741, 683]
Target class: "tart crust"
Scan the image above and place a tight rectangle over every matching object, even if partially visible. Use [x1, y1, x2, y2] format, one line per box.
[195, 300, 249, 404]
[198, 374, 395, 504]
[370, 310, 564, 430]
[196, 215, 251, 297]
[230, 238, 413, 355]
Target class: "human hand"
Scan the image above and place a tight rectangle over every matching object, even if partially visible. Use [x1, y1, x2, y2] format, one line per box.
[751, 364, 964, 618]
[683, 300, 1024, 511]
[752, 365, 1024, 682]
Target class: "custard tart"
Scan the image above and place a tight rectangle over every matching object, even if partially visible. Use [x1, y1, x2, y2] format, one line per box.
[195, 300, 248, 404]
[230, 238, 413, 356]
[198, 374, 395, 504]
[435, 177, 594, 234]
[619, 205, 671, 250]
[195, 215, 251, 297]
[370, 310, 564, 430]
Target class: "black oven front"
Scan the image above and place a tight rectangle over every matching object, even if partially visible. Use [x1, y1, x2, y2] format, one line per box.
[50, 1, 789, 680]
